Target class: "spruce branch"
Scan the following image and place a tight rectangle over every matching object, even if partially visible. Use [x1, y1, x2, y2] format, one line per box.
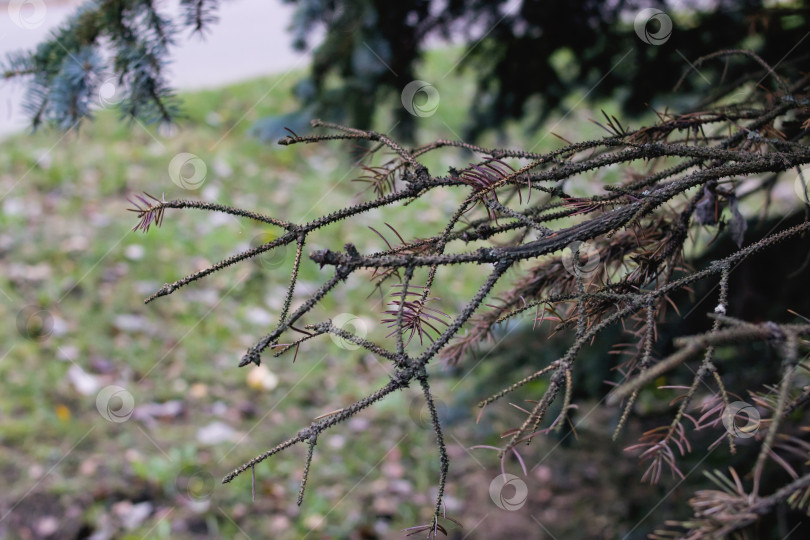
[127, 70, 810, 535]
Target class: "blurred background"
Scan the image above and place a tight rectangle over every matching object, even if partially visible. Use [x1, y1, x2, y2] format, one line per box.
[1, 1, 808, 539]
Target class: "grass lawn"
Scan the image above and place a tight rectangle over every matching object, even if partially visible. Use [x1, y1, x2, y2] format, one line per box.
[0, 47, 677, 539]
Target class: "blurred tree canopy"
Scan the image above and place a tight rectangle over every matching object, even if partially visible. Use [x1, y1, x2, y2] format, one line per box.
[286, 0, 810, 139]
[3, 0, 809, 139]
